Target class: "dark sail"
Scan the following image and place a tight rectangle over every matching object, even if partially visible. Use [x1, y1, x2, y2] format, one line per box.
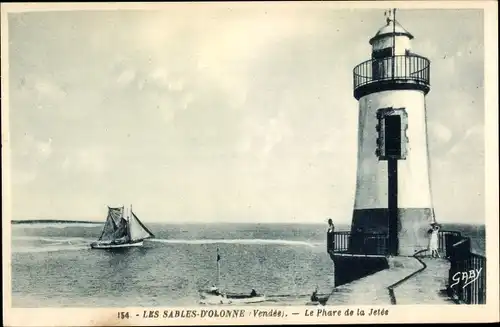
[108, 206, 123, 226]
[98, 207, 124, 241]
[113, 217, 129, 240]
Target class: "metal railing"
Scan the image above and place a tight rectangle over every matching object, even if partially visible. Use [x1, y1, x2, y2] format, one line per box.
[327, 231, 389, 256]
[327, 231, 349, 252]
[353, 54, 430, 90]
[414, 230, 462, 257]
[328, 230, 460, 256]
[446, 236, 486, 304]
[442, 231, 463, 257]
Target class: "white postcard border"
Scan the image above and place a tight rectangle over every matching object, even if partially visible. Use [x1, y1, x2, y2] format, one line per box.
[1, 1, 498, 326]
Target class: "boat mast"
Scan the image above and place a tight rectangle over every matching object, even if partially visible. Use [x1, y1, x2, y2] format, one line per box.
[97, 206, 110, 241]
[126, 205, 131, 240]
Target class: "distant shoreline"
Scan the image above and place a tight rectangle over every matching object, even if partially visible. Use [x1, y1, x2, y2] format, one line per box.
[11, 219, 102, 225]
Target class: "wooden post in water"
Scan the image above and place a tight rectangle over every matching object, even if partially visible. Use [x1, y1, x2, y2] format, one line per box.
[216, 247, 221, 289]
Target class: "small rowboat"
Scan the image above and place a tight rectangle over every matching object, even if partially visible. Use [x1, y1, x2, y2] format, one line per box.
[199, 248, 266, 305]
[305, 299, 327, 306]
[199, 290, 266, 305]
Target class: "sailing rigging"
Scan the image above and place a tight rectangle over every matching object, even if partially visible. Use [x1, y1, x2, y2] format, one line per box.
[90, 205, 155, 249]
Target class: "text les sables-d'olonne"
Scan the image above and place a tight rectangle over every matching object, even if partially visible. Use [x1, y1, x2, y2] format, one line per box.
[137, 309, 286, 319]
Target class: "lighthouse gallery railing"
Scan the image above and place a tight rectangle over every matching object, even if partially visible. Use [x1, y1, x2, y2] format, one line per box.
[327, 230, 466, 257]
[353, 54, 430, 90]
[327, 231, 389, 255]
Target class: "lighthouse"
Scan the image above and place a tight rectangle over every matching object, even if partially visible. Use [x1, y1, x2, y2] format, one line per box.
[350, 10, 436, 256]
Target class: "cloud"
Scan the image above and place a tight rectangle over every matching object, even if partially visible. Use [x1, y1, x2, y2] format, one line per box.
[427, 122, 452, 145]
[33, 79, 66, 101]
[61, 146, 109, 175]
[10, 134, 53, 185]
[236, 109, 295, 171]
[430, 123, 484, 223]
[15, 134, 53, 161]
[147, 68, 170, 89]
[12, 75, 97, 121]
[146, 68, 187, 92]
[11, 170, 37, 185]
[116, 69, 136, 86]
[36, 138, 53, 159]
[125, 8, 327, 114]
[75, 147, 109, 174]
[447, 124, 484, 156]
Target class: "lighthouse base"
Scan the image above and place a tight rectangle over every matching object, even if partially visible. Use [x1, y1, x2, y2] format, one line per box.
[329, 252, 389, 287]
[351, 208, 434, 256]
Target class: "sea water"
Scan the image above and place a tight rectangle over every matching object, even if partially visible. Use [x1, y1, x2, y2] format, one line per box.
[10, 222, 485, 307]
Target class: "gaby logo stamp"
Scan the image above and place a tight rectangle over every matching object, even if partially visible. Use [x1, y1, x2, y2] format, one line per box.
[450, 268, 483, 289]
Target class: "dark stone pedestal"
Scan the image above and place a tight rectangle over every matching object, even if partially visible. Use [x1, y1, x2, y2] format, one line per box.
[330, 252, 389, 287]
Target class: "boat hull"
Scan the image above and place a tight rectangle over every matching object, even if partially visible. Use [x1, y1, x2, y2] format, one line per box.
[306, 301, 321, 306]
[199, 292, 266, 305]
[90, 241, 144, 249]
[306, 299, 327, 306]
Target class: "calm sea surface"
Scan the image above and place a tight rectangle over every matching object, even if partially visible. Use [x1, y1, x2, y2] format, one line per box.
[11, 222, 485, 307]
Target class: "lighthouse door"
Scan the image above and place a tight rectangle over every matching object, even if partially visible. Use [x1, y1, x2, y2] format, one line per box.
[385, 115, 402, 157]
[385, 115, 401, 256]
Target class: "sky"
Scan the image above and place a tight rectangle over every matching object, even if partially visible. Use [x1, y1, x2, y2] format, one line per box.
[5, 5, 485, 224]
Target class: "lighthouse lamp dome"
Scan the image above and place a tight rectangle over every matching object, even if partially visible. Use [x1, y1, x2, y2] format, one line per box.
[370, 19, 414, 56]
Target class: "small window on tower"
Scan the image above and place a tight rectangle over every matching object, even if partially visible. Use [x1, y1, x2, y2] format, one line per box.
[372, 48, 393, 80]
[372, 48, 393, 59]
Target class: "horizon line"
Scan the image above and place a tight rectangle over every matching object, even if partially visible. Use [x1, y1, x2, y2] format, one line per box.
[10, 218, 485, 226]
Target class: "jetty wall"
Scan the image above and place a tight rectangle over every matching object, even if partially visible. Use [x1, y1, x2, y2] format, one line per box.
[330, 253, 389, 287]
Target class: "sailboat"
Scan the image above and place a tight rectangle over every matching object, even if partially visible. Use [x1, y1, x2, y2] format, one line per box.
[90, 205, 155, 249]
[198, 248, 266, 305]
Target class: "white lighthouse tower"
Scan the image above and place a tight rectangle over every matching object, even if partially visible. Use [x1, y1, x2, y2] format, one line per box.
[350, 10, 436, 256]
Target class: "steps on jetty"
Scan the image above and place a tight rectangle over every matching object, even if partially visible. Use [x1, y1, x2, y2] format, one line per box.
[393, 258, 455, 305]
[327, 257, 420, 305]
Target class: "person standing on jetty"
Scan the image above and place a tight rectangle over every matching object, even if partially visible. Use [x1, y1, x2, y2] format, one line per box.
[327, 219, 335, 251]
[327, 219, 335, 233]
[428, 224, 441, 258]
